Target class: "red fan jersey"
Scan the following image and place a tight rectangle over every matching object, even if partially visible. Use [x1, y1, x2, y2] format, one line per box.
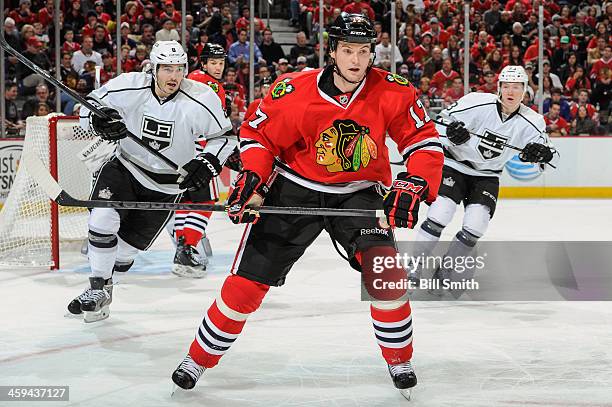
[239, 67, 444, 203]
[187, 70, 227, 110]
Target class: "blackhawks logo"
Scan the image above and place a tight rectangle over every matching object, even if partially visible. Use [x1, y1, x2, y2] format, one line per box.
[271, 78, 295, 99]
[206, 81, 219, 93]
[315, 119, 378, 173]
[385, 73, 410, 87]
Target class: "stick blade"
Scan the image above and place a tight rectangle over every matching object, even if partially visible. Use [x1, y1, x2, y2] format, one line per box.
[21, 148, 63, 201]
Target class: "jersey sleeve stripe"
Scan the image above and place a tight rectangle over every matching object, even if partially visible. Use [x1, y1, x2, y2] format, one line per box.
[517, 113, 544, 134]
[239, 139, 266, 153]
[401, 140, 443, 161]
[196, 127, 234, 142]
[448, 102, 496, 115]
[179, 89, 223, 129]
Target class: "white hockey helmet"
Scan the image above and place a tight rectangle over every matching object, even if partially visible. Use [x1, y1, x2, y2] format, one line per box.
[150, 40, 188, 76]
[497, 65, 529, 98]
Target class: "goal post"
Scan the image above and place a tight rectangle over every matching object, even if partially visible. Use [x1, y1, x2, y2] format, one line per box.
[0, 114, 98, 269]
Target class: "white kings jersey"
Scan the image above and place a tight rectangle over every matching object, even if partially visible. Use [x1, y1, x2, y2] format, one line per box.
[435, 92, 558, 178]
[80, 72, 234, 195]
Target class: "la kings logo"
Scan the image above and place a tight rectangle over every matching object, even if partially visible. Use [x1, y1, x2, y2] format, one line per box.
[477, 130, 508, 160]
[141, 115, 174, 151]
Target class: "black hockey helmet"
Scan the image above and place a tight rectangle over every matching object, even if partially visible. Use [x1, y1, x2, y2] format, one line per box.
[328, 12, 376, 53]
[201, 43, 227, 64]
[260, 76, 273, 87]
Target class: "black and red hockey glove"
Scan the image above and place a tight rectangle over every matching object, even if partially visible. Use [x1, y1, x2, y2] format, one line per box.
[383, 173, 429, 229]
[227, 170, 269, 224]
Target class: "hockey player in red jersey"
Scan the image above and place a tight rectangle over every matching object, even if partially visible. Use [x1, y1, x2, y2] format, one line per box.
[171, 43, 232, 278]
[172, 13, 444, 399]
[243, 76, 272, 119]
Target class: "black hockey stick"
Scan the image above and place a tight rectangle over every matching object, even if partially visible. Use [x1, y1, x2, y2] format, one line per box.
[390, 118, 529, 166]
[431, 118, 525, 152]
[432, 118, 557, 169]
[0, 32, 187, 177]
[22, 148, 384, 218]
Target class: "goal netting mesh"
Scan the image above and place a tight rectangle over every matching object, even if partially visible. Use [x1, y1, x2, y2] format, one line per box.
[0, 114, 97, 268]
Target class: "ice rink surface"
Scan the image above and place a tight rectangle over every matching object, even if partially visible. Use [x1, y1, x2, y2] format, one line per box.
[1, 199, 612, 407]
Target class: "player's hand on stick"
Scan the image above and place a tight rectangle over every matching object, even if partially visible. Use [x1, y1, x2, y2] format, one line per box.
[91, 107, 128, 141]
[519, 142, 554, 163]
[227, 170, 269, 224]
[446, 121, 470, 145]
[383, 173, 429, 229]
[179, 153, 222, 190]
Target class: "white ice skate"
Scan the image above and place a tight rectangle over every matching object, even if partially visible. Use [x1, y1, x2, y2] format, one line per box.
[78, 277, 113, 323]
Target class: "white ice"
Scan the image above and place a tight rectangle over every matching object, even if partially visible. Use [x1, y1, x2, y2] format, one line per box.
[1, 199, 612, 407]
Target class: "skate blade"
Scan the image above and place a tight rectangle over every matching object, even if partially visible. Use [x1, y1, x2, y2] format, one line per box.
[399, 388, 411, 401]
[201, 237, 213, 257]
[83, 306, 110, 323]
[171, 383, 178, 397]
[64, 312, 83, 319]
[172, 264, 207, 279]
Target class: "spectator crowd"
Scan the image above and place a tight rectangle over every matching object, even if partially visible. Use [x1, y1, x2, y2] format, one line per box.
[2, 0, 611, 137]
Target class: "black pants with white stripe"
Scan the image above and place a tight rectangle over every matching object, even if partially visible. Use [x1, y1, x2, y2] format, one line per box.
[232, 175, 396, 286]
[90, 158, 181, 250]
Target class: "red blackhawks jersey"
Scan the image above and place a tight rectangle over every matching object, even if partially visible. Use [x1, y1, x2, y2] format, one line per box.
[187, 70, 227, 110]
[239, 67, 444, 203]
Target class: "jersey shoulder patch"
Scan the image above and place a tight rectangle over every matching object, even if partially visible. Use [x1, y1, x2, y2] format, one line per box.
[383, 72, 412, 87]
[270, 77, 297, 100]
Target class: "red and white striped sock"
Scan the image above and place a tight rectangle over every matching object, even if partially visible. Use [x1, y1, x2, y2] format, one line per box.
[189, 274, 269, 368]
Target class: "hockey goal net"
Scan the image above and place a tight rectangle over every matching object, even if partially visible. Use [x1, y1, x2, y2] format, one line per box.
[0, 114, 98, 269]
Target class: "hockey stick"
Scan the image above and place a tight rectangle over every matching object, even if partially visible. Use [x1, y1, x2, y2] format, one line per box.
[431, 118, 526, 152]
[0, 32, 187, 177]
[22, 148, 384, 218]
[389, 118, 532, 166]
[432, 118, 556, 169]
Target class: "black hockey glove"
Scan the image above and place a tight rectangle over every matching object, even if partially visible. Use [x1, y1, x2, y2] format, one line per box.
[383, 173, 429, 229]
[446, 121, 470, 145]
[91, 107, 128, 141]
[227, 170, 269, 224]
[179, 153, 222, 190]
[224, 147, 243, 172]
[519, 142, 554, 163]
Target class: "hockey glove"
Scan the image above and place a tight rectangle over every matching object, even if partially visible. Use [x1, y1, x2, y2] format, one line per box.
[519, 143, 554, 163]
[179, 153, 222, 191]
[446, 121, 470, 145]
[227, 170, 269, 224]
[91, 107, 128, 141]
[383, 173, 429, 229]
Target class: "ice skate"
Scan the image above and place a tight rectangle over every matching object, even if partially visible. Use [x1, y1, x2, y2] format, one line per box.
[388, 360, 417, 401]
[78, 277, 113, 323]
[67, 287, 92, 315]
[171, 354, 205, 391]
[172, 237, 207, 278]
[200, 233, 213, 257]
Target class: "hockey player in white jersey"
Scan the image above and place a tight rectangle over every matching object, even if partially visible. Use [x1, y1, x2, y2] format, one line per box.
[410, 65, 559, 291]
[67, 41, 234, 322]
